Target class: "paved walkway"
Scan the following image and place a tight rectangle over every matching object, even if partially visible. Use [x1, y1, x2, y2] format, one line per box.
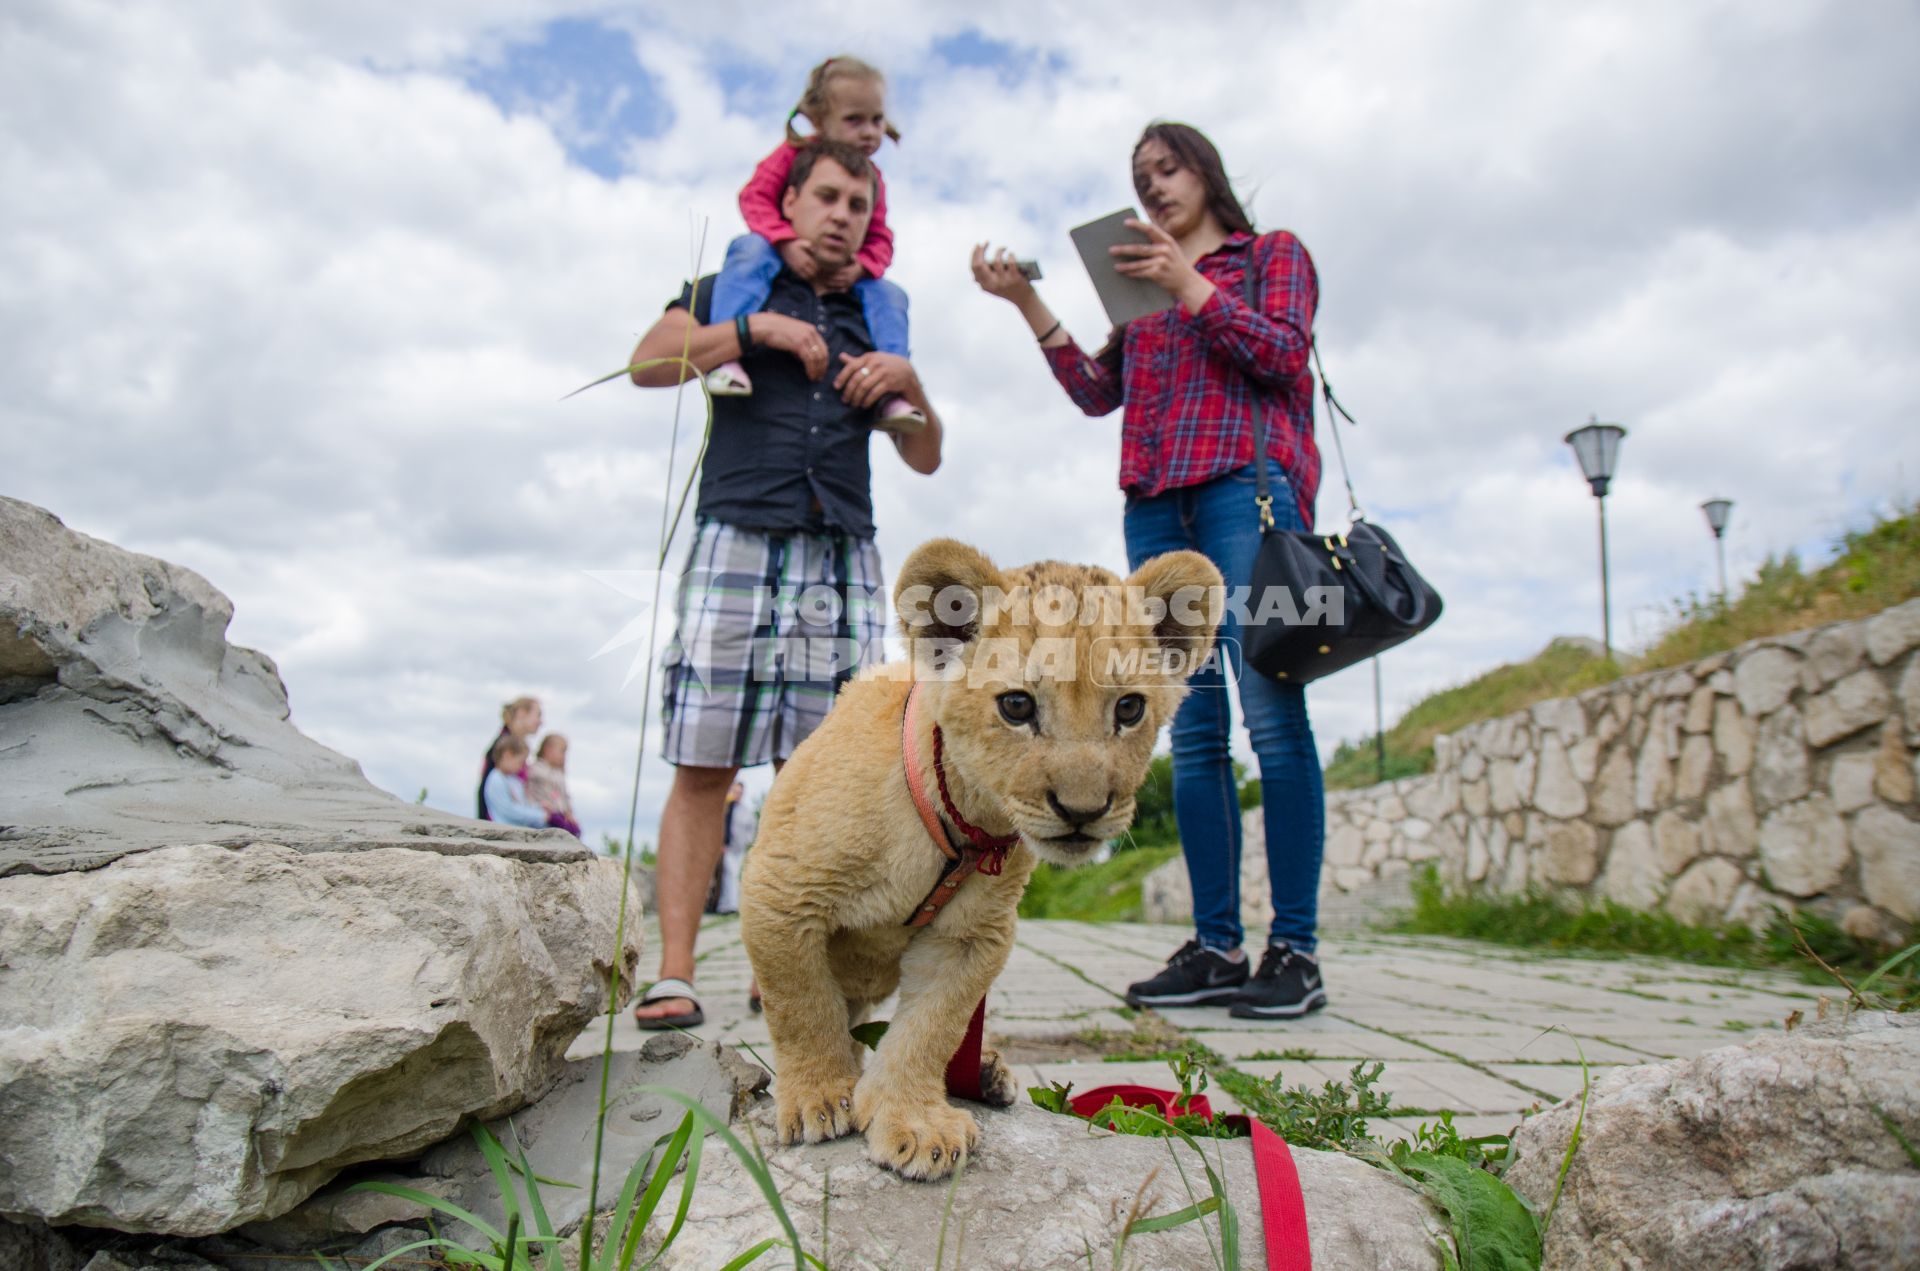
[571, 916, 1825, 1142]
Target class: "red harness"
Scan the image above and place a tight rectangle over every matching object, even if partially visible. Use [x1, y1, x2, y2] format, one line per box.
[899, 683, 1018, 929]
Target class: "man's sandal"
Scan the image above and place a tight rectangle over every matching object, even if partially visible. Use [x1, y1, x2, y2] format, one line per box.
[633, 978, 704, 1031]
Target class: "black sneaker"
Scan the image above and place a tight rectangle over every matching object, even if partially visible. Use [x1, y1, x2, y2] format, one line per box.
[1124, 939, 1249, 1007]
[1228, 942, 1328, 1018]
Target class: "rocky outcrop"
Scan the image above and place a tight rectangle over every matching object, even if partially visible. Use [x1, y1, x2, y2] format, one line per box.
[644, 1099, 1446, 1270]
[0, 499, 646, 1235]
[1505, 1011, 1920, 1269]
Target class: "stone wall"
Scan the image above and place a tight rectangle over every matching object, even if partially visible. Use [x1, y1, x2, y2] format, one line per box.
[1146, 600, 1920, 943]
[1324, 599, 1920, 941]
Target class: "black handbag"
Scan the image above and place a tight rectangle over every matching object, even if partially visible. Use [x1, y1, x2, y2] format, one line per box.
[1241, 245, 1442, 684]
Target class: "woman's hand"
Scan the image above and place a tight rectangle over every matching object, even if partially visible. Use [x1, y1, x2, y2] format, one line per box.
[1112, 219, 1216, 312]
[970, 244, 1037, 305]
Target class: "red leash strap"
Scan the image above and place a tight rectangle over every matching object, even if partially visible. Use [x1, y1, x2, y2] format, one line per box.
[1250, 1117, 1313, 1269]
[943, 996, 987, 1101]
[1068, 1085, 1313, 1269]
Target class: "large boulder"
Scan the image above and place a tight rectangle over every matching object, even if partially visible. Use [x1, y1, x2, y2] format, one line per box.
[1505, 1011, 1920, 1269]
[642, 1099, 1447, 1270]
[0, 499, 646, 1235]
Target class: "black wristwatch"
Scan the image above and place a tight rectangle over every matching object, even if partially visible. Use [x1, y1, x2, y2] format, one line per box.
[735, 314, 754, 355]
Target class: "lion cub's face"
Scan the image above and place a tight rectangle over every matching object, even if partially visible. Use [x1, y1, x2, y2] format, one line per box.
[894, 540, 1222, 867]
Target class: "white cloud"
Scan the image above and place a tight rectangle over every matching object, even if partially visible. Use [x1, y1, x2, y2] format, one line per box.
[4, 1, 1916, 846]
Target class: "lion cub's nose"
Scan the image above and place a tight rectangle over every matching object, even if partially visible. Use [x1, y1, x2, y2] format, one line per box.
[1046, 791, 1113, 828]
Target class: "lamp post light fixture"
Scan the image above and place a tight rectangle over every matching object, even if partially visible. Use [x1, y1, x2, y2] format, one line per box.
[1564, 416, 1628, 660]
[1701, 497, 1733, 602]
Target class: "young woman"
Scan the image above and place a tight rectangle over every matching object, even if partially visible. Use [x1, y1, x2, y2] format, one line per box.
[971, 122, 1328, 1018]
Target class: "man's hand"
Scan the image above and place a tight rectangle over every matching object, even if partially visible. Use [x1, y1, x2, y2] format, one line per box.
[818, 259, 865, 292]
[777, 239, 818, 281]
[755, 312, 830, 380]
[833, 351, 914, 410]
[1112, 219, 1215, 312]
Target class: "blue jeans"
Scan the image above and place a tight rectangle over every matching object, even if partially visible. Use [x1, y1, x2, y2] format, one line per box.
[709, 233, 910, 356]
[1123, 465, 1326, 953]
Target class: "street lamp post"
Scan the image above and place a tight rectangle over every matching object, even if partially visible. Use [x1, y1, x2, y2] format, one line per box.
[1564, 416, 1628, 661]
[1701, 498, 1733, 603]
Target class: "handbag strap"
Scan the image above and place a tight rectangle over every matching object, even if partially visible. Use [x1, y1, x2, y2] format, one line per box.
[1241, 236, 1362, 529]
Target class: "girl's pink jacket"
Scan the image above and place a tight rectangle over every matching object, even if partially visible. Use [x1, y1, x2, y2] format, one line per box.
[739, 141, 893, 280]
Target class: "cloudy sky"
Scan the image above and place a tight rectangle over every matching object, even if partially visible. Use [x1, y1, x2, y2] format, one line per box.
[6, 1, 1917, 847]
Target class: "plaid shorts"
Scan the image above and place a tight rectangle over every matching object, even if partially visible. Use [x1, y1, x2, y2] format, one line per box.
[660, 519, 888, 769]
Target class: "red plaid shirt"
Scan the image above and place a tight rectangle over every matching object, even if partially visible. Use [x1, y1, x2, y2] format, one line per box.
[1043, 230, 1319, 526]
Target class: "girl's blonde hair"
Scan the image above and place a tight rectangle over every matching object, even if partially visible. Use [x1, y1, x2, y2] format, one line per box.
[501, 695, 539, 724]
[786, 55, 901, 147]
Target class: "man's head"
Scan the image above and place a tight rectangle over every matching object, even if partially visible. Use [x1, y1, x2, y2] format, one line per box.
[781, 140, 875, 272]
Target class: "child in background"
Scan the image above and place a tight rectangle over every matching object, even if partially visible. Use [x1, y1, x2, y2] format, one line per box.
[705, 55, 923, 430]
[482, 735, 550, 828]
[527, 734, 582, 837]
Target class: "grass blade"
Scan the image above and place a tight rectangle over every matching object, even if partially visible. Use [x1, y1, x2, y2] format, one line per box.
[346, 1181, 503, 1246]
[1853, 942, 1920, 997]
[1126, 1196, 1221, 1234]
[629, 1085, 810, 1270]
[637, 1118, 704, 1270]
[714, 1237, 788, 1271]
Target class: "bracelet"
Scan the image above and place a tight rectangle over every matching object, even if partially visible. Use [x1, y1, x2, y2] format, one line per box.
[735, 314, 755, 355]
[1036, 320, 1062, 344]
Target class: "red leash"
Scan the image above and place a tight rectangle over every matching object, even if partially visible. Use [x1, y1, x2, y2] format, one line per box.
[1069, 1085, 1313, 1269]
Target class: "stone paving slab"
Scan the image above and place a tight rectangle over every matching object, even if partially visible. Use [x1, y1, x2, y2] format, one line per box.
[571, 915, 1825, 1146]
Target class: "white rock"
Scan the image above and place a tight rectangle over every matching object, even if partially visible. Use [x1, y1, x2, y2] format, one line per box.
[1589, 745, 1637, 827]
[1733, 645, 1801, 716]
[1666, 857, 1745, 924]
[1757, 795, 1849, 897]
[1324, 824, 1366, 869]
[1853, 806, 1920, 923]
[1875, 719, 1916, 804]
[1540, 821, 1600, 886]
[1864, 597, 1920, 665]
[1714, 697, 1756, 776]
[0, 844, 644, 1235]
[650, 1099, 1447, 1271]
[1706, 779, 1759, 857]
[1634, 721, 1674, 812]
[1751, 704, 1810, 812]
[1902, 659, 1920, 745]
[1568, 736, 1601, 783]
[1528, 736, 1587, 819]
[1599, 822, 1664, 908]
[1675, 733, 1715, 801]
[1804, 669, 1893, 748]
[1531, 696, 1585, 739]
[1683, 685, 1716, 733]
[1465, 826, 1490, 882]
[1807, 623, 1867, 684]
[1830, 751, 1879, 813]
[1653, 810, 1702, 877]
[1488, 758, 1520, 813]
[1506, 1013, 1920, 1271]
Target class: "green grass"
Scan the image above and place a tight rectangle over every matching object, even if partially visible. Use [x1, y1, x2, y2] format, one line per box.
[1326, 504, 1919, 791]
[1018, 843, 1182, 922]
[1391, 867, 1919, 1005]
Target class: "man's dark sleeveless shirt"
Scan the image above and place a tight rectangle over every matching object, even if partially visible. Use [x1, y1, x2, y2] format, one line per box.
[669, 270, 878, 539]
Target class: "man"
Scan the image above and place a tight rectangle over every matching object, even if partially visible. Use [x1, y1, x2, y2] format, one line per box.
[627, 140, 943, 1028]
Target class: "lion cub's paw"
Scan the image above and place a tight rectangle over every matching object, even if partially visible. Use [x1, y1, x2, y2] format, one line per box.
[861, 1100, 980, 1181]
[774, 1073, 859, 1145]
[978, 1048, 1020, 1108]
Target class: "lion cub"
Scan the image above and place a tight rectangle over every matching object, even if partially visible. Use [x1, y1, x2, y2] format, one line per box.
[740, 538, 1221, 1181]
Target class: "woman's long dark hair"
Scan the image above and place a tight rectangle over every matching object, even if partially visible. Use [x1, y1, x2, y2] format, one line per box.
[1096, 122, 1254, 375]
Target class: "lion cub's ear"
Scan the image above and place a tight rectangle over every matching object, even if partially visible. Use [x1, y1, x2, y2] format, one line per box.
[894, 538, 1002, 646]
[1126, 550, 1225, 669]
